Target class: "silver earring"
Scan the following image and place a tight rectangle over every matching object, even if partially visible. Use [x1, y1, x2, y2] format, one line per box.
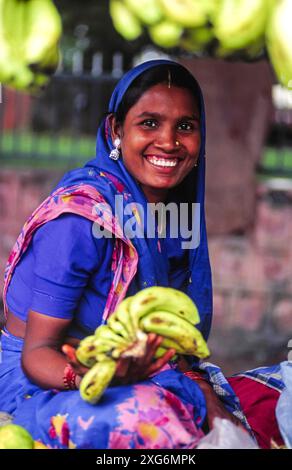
[109, 138, 121, 161]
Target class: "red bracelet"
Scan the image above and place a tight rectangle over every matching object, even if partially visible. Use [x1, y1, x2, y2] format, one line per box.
[63, 363, 77, 390]
[184, 371, 207, 382]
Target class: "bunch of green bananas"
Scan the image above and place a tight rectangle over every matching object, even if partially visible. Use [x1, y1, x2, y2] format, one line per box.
[76, 286, 210, 404]
[0, 0, 62, 92]
[110, 0, 292, 89]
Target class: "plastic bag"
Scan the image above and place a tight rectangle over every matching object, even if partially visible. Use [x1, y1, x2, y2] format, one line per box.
[0, 412, 13, 427]
[276, 361, 292, 449]
[197, 418, 259, 449]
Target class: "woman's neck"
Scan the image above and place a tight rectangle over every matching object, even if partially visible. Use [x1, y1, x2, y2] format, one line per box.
[140, 185, 169, 204]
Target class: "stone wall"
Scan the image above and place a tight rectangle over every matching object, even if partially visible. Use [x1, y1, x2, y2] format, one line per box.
[0, 169, 291, 374]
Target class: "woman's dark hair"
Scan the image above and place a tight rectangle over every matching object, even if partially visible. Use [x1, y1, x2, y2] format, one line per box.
[115, 64, 201, 124]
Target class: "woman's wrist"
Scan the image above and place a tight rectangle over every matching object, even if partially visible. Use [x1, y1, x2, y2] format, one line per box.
[183, 370, 214, 395]
[63, 363, 80, 390]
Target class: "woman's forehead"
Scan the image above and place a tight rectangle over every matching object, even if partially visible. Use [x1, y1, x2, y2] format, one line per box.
[126, 83, 200, 117]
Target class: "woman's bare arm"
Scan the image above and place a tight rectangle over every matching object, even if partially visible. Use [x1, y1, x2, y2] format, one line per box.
[21, 310, 77, 389]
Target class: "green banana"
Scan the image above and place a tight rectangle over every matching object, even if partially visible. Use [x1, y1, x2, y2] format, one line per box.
[154, 346, 178, 361]
[2, 0, 26, 59]
[29, 43, 61, 75]
[124, 0, 164, 26]
[76, 335, 99, 368]
[266, 0, 292, 89]
[95, 338, 131, 359]
[94, 325, 131, 347]
[107, 312, 132, 341]
[109, 0, 143, 41]
[213, 0, 270, 51]
[148, 20, 183, 49]
[129, 286, 200, 329]
[160, 336, 191, 354]
[180, 26, 214, 53]
[154, 346, 168, 359]
[139, 310, 210, 359]
[79, 359, 117, 404]
[158, 0, 208, 28]
[0, 0, 31, 87]
[23, 0, 62, 67]
[113, 297, 137, 341]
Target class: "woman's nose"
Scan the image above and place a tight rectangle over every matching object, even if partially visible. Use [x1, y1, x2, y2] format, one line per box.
[155, 126, 178, 152]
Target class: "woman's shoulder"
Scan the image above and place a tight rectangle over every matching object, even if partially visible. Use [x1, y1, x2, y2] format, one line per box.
[33, 212, 114, 261]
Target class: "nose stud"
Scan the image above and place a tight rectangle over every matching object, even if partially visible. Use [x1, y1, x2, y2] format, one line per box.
[175, 140, 180, 147]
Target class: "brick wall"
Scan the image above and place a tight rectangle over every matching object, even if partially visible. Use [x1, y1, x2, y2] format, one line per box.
[0, 170, 291, 374]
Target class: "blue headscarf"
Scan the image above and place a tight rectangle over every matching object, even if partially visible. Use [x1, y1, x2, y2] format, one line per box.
[54, 59, 212, 340]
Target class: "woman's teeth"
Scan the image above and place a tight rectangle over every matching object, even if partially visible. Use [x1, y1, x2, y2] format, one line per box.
[146, 156, 178, 167]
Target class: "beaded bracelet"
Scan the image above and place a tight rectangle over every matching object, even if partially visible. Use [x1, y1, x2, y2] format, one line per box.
[63, 363, 77, 390]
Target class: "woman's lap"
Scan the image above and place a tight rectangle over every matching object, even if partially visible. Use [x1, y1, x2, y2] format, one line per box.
[10, 380, 204, 449]
[0, 333, 284, 449]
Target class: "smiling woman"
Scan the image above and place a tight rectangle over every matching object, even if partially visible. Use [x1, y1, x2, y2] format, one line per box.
[0, 60, 285, 449]
[109, 82, 201, 203]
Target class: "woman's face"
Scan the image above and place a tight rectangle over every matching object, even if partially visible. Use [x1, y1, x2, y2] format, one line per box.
[110, 83, 201, 203]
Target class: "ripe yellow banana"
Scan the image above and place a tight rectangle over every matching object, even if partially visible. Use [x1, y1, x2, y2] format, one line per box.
[129, 286, 200, 329]
[139, 310, 210, 359]
[79, 359, 117, 404]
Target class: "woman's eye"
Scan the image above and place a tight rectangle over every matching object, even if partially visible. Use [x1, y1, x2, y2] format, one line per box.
[141, 119, 158, 128]
[178, 122, 194, 131]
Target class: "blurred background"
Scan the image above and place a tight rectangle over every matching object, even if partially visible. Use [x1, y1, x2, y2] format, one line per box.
[0, 0, 292, 375]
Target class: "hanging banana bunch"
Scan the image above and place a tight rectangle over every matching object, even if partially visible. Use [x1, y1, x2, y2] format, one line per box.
[110, 0, 292, 89]
[76, 286, 210, 404]
[0, 0, 62, 92]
